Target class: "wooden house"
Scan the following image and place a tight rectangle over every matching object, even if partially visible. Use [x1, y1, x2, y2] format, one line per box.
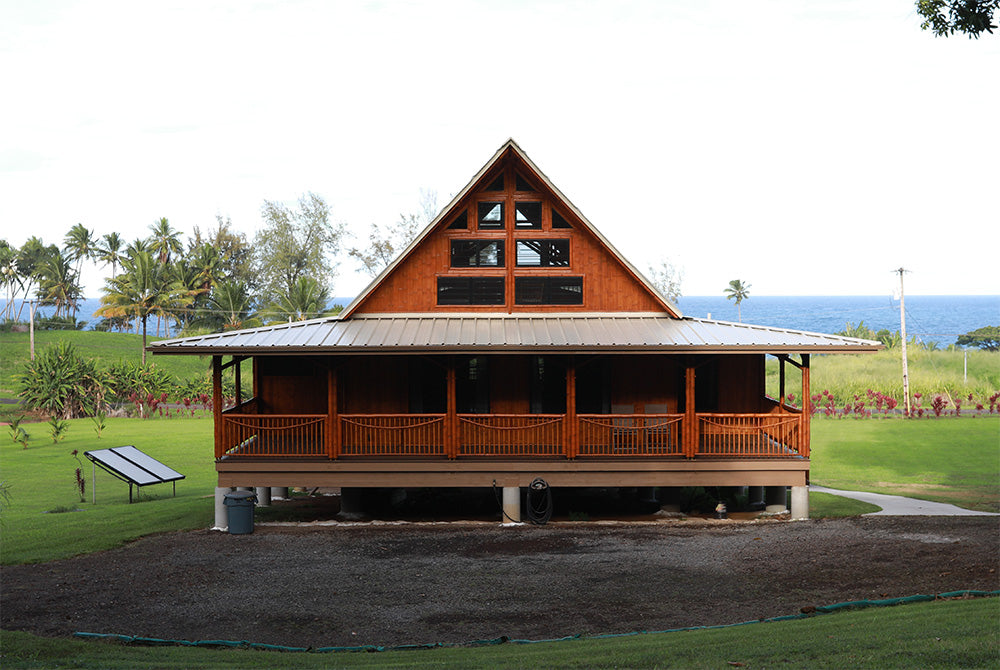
[150, 139, 880, 525]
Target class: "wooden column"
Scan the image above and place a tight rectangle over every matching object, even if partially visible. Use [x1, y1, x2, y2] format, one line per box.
[327, 363, 340, 459]
[234, 357, 242, 406]
[212, 355, 223, 459]
[684, 358, 697, 458]
[252, 357, 259, 399]
[779, 356, 786, 408]
[565, 357, 577, 458]
[446, 358, 457, 459]
[801, 354, 811, 458]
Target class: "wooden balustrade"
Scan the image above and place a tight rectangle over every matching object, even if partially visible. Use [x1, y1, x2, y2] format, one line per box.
[221, 414, 325, 457]
[697, 414, 802, 457]
[340, 414, 447, 456]
[216, 411, 806, 460]
[578, 414, 683, 457]
[458, 414, 563, 457]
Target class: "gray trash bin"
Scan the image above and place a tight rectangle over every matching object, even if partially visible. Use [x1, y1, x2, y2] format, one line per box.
[223, 491, 257, 534]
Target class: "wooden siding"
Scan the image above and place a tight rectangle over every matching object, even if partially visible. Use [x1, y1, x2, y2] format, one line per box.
[351, 148, 666, 315]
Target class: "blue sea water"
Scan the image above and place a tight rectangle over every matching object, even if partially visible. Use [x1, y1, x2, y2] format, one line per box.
[5, 295, 998, 347]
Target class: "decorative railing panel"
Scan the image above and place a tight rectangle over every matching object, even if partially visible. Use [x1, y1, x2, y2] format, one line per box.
[578, 414, 684, 457]
[458, 415, 563, 457]
[341, 414, 447, 457]
[697, 414, 801, 457]
[222, 414, 325, 457]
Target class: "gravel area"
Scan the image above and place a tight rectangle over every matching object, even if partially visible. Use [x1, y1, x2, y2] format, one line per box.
[2, 516, 998, 649]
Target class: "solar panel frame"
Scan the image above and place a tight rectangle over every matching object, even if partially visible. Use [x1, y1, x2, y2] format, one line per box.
[110, 446, 184, 482]
[85, 449, 162, 486]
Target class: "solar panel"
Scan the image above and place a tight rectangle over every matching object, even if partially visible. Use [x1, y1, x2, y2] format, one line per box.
[84, 445, 185, 503]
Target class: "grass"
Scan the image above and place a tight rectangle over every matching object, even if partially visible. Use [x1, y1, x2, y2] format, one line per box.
[809, 490, 881, 517]
[810, 417, 1000, 512]
[2, 597, 997, 669]
[0, 330, 213, 396]
[0, 416, 216, 565]
[765, 348, 999, 405]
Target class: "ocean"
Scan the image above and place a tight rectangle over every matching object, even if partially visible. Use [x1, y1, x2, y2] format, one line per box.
[5, 295, 998, 347]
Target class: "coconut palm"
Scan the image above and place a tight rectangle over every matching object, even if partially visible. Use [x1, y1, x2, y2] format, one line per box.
[96, 251, 186, 363]
[13, 237, 54, 320]
[37, 250, 82, 320]
[64, 223, 97, 278]
[266, 276, 331, 322]
[148, 217, 183, 265]
[207, 281, 258, 331]
[125, 237, 150, 257]
[97, 231, 124, 279]
[724, 279, 751, 322]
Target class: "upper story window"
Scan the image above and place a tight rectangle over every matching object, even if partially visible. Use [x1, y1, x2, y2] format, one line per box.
[514, 202, 542, 229]
[452, 240, 504, 267]
[447, 209, 468, 229]
[516, 239, 569, 267]
[514, 276, 583, 305]
[438, 277, 505, 305]
[478, 202, 503, 229]
[551, 209, 573, 229]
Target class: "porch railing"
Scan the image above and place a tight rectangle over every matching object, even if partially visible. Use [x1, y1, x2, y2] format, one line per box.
[217, 411, 807, 460]
[341, 414, 446, 457]
[697, 414, 801, 457]
[578, 414, 683, 457]
[221, 413, 325, 457]
[458, 414, 563, 457]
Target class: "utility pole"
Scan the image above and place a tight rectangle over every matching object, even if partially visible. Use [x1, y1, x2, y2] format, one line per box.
[894, 268, 910, 416]
[29, 300, 37, 361]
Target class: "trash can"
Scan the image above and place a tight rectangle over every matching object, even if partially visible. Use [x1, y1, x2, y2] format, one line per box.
[223, 491, 257, 534]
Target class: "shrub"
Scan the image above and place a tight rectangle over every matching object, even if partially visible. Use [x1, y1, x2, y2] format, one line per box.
[16, 342, 111, 419]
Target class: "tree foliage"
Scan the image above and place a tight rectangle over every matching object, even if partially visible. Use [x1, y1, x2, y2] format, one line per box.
[348, 214, 423, 277]
[646, 259, 683, 303]
[253, 192, 344, 305]
[956, 326, 1000, 351]
[724, 279, 751, 322]
[16, 342, 110, 419]
[916, 0, 999, 38]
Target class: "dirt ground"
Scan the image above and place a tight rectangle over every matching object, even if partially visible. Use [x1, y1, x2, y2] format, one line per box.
[2, 513, 998, 649]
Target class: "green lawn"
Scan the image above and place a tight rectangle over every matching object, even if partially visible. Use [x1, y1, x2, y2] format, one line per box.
[0, 330, 213, 396]
[2, 597, 996, 669]
[810, 417, 1000, 513]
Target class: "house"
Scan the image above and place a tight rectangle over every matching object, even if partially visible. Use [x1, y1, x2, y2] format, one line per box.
[150, 139, 880, 526]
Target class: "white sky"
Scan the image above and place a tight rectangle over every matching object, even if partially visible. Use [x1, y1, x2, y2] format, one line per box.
[1, 0, 997, 298]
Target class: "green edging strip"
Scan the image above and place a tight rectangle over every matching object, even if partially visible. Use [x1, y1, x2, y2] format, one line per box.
[73, 590, 999, 654]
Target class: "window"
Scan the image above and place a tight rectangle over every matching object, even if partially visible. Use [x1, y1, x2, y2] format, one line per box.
[451, 240, 504, 267]
[485, 174, 505, 191]
[551, 209, 572, 229]
[478, 202, 503, 229]
[515, 173, 536, 192]
[437, 277, 505, 305]
[515, 239, 569, 267]
[447, 209, 468, 229]
[514, 202, 542, 229]
[515, 276, 583, 305]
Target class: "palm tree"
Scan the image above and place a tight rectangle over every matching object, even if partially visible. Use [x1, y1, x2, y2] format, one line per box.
[266, 276, 331, 322]
[724, 279, 751, 322]
[189, 244, 222, 293]
[125, 237, 149, 257]
[96, 251, 185, 363]
[13, 237, 54, 320]
[97, 232, 124, 279]
[207, 281, 258, 331]
[37, 251, 82, 320]
[148, 217, 183, 265]
[63, 223, 97, 318]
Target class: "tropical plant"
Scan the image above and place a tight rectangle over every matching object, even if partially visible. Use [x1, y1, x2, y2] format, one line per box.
[48, 417, 69, 443]
[70, 450, 86, 503]
[63, 223, 97, 295]
[97, 231, 124, 279]
[36, 250, 81, 320]
[105, 361, 176, 412]
[263, 275, 332, 322]
[6, 415, 28, 445]
[916, 0, 999, 38]
[956, 326, 1000, 352]
[147, 217, 183, 265]
[16, 342, 110, 419]
[91, 411, 107, 438]
[724, 279, 751, 322]
[203, 281, 258, 331]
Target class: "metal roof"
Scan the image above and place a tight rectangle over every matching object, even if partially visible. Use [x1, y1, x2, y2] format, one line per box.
[149, 313, 882, 356]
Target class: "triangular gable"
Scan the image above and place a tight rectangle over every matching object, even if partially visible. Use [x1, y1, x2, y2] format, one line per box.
[342, 139, 682, 319]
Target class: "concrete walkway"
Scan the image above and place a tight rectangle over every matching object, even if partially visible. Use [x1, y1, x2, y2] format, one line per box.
[810, 485, 999, 516]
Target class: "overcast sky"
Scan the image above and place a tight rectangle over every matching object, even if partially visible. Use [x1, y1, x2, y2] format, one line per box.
[2, 0, 997, 299]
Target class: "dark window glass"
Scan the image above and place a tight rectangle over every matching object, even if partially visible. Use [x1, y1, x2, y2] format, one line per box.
[451, 240, 504, 267]
[515, 173, 536, 192]
[551, 209, 572, 229]
[457, 356, 490, 413]
[514, 277, 583, 305]
[515, 239, 569, 267]
[447, 209, 468, 229]
[514, 201, 542, 229]
[486, 174, 505, 191]
[437, 277, 505, 305]
[478, 202, 503, 229]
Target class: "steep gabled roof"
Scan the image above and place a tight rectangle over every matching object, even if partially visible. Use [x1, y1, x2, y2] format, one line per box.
[341, 139, 682, 319]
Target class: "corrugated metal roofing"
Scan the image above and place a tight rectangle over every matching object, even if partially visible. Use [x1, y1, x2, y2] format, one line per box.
[149, 313, 881, 355]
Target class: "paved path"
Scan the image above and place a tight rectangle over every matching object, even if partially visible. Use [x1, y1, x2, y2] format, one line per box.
[810, 485, 999, 516]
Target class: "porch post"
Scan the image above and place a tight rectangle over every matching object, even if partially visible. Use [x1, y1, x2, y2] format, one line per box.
[801, 354, 811, 458]
[212, 355, 223, 459]
[234, 357, 242, 405]
[565, 357, 577, 458]
[252, 357, 260, 398]
[779, 355, 785, 406]
[327, 363, 340, 459]
[684, 358, 696, 458]
[446, 358, 457, 459]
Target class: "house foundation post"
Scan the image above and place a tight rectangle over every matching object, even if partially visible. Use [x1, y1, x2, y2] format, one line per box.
[748, 486, 766, 510]
[270, 487, 289, 499]
[790, 486, 809, 520]
[255, 486, 271, 506]
[659, 487, 683, 514]
[214, 487, 233, 530]
[765, 486, 788, 513]
[339, 487, 365, 519]
[502, 487, 521, 525]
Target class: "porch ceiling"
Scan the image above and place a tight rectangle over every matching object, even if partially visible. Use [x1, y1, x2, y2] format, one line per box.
[149, 313, 881, 356]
